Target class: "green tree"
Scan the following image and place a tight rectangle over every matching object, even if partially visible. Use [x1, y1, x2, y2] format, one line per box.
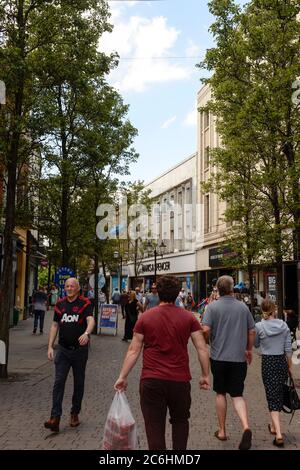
[199, 0, 300, 313]
[0, 0, 113, 378]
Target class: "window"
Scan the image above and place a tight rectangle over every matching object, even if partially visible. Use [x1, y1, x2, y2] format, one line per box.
[204, 146, 210, 170]
[203, 111, 210, 129]
[204, 195, 210, 234]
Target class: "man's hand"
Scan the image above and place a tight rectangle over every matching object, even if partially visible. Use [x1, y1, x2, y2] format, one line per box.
[114, 377, 127, 392]
[78, 333, 90, 346]
[199, 375, 210, 390]
[48, 347, 54, 361]
[245, 350, 253, 365]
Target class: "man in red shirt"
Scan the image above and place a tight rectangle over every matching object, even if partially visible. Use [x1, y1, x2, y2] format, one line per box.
[114, 275, 210, 450]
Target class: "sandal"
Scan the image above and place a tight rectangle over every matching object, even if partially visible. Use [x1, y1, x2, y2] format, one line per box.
[214, 430, 227, 441]
[273, 437, 284, 448]
[268, 424, 276, 435]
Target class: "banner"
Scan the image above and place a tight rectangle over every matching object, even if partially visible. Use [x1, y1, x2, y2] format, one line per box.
[54, 267, 75, 298]
[98, 304, 118, 335]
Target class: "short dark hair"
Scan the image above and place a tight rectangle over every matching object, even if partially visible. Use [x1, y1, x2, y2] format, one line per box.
[156, 276, 181, 303]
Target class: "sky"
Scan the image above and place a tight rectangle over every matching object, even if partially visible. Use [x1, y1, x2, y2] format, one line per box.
[100, 0, 246, 185]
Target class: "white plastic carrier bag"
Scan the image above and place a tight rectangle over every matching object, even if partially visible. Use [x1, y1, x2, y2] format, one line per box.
[103, 391, 138, 450]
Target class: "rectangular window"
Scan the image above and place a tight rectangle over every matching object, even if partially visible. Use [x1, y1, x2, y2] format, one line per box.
[204, 194, 210, 234]
[204, 110, 210, 129]
[204, 146, 210, 170]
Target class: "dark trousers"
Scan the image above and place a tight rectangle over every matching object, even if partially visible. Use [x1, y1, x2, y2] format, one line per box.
[140, 378, 191, 450]
[51, 345, 88, 417]
[33, 310, 45, 332]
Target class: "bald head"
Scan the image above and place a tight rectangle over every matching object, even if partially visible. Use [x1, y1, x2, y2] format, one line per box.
[65, 277, 80, 300]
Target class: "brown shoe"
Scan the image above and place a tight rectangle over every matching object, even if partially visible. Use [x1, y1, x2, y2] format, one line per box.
[70, 413, 80, 427]
[44, 416, 60, 432]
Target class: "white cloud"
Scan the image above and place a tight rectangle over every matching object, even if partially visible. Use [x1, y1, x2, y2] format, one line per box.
[100, 8, 192, 92]
[183, 102, 197, 127]
[185, 39, 201, 58]
[161, 115, 177, 129]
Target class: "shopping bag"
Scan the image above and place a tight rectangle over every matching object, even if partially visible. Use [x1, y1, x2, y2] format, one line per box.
[103, 391, 138, 450]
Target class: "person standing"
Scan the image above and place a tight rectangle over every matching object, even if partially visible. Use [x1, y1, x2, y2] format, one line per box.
[114, 275, 210, 450]
[255, 299, 292, 447]
[202, 275, 256, 451]
[50, 285, 59, 307]
[32, 286, 48, 334]
[44, 278, 95, 433]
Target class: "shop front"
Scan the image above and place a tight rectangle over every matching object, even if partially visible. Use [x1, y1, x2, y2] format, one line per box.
[127, 252, 196, 294]
[196, 244, 298, 314]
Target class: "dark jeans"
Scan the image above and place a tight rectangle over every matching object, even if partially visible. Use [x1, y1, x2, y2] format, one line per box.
[51, 345, 88, 418]
[33, 310, 45, 332]
[140, 378, 191, 450]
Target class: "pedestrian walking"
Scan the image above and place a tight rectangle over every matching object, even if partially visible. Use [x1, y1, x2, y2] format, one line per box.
[143, 283, 159, 311]
[255, 299, 292, 447]
[44, 277, 95, 433]
[114, 275, 210, 450]
[201, 275, 256, 450]
[32, 286, 48, 334]
[122, 291, 143, 342]
[120, 290, 129, 319]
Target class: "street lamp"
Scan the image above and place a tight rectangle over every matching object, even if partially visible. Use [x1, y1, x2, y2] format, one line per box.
[113, 251, 128, 291]
[147, 240, 166, 284]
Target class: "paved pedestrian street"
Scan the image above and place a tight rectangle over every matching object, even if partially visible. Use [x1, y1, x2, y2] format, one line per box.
[1, 310, 300, 451]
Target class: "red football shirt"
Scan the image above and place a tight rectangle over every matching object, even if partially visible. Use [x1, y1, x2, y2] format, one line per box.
[134, 303, 201, 381]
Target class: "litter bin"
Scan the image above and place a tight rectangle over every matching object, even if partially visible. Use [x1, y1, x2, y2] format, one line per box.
[13, 307, 20, 326]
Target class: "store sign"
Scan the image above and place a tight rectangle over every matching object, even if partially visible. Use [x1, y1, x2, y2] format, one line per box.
[209, 246, 239, 267]
[141, 261, 171, 274]
[266, 273, 277, 301]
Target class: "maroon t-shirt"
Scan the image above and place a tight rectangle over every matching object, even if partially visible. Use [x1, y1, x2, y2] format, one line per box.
[134, 304, 201, 382]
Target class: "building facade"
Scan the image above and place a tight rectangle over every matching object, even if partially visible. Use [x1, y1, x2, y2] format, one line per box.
[127, 153, 198, 294]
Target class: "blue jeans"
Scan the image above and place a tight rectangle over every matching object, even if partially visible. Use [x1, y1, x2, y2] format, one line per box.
[51, 345, 88, 417]
[33, 310, 45, 332]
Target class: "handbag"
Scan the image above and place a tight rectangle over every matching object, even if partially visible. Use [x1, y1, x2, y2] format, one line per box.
[282, 376, 300, 423]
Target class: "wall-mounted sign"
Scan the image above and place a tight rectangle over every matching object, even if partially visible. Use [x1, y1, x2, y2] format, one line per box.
[141, 261, 171, 273]
[209, 246, 239, 268]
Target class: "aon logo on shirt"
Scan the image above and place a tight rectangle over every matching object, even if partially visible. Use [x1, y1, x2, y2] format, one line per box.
[61, 314, 79, 323]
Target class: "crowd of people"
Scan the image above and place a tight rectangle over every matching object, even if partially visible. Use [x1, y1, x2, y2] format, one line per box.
[37, 274, 298, 450]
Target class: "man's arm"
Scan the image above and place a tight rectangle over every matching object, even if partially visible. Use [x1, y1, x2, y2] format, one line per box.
[47, 321, 59, 360]
[246, 328, 256, 364]
[114, 332, 144, 391]
[201, 324, 211, 344]
[191, 330, 210, 390]
[78, 316, 95, 346]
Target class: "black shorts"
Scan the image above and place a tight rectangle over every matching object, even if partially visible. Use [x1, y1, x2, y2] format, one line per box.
[210, 359, 247, 397]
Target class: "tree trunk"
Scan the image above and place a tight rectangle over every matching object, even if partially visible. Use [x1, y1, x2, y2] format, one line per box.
[247, 260, 255, 314]
[58, 85, 69, 267]
[0, 132, 21, 378]
[0, 0, 25, 375]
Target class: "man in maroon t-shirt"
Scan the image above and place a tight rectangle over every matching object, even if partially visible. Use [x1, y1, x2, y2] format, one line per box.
[114, 275, 210, 450]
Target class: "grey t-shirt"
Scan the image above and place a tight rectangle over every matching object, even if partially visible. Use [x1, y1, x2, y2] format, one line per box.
[202, 295, 255, 362]
[145, 293, 159, 310]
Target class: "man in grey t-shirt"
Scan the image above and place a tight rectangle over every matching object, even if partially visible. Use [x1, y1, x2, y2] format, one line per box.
[202, 276, 256, 451]
[144, 284, 160, 311]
